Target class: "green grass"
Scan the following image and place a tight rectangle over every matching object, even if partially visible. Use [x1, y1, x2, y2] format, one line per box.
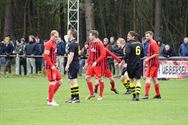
[0, 76, 188, 125]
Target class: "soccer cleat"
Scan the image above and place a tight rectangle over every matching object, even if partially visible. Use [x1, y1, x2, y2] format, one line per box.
[94, 89, 98, 94]
[153, 95, 161, 99]
[85, 94, 95, 100]
[132, 94, 136, 101]
[47, 100, 59, 106]
[111, 89, 119, 94]
[47, 97, 55, 102]
[65, 98, 80, 103]
[97, 96, 103, 101]
[65, 98, 73, 103]
[125, 89, 132, 95]
[135, 93, 140, 101]
[142, 95, 149, 99]
[71, 98, 80, 103]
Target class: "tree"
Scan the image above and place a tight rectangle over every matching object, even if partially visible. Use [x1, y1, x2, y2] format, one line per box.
[154, 0, 161, 39]
[4, 0, 13, 36]
[84, 0, 95, 40]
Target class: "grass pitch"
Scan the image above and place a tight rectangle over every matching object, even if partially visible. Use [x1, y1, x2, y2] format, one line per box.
[0, 76, 188, 125]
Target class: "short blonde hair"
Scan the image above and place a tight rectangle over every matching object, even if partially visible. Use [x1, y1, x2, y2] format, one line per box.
[51, 30, 59, 36]
[184, 37, 188, 42]
[117, 38, 125, 45]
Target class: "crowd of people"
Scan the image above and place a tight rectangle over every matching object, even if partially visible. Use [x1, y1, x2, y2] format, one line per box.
[0, 34, 188, 76]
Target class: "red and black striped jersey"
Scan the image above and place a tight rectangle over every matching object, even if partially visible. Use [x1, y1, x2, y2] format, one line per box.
[147, 39, 159, 67]
[43, 40, 57, 69]
[87, 40, 106, 67]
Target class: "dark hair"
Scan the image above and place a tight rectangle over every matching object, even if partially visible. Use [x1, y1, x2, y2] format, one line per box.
[89, 30, 99, 38]
[128, 31, 139, 37]
[69, 29, 77, 39]
[145, 31, 154, 37]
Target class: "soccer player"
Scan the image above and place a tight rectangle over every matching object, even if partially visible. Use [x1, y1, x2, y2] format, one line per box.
[94, 47, 122, 94]
[143, 31, 161, 99]
[117, 38, 132, 94]
[123, 31, 144, 101]
[85, 30, 106, 100]
[44, 30, 62, 106]
[65, 29, 80, 103]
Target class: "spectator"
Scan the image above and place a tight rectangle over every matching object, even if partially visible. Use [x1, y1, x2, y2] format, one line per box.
[179, 37, 188, 56]
[0, 40, 4, 72]
[25, 35, 37, 75]
[162, 44, 176, 58]
[35, 36, 44, 74]
[79, 43, 89, 76]
[18, 38, 27, 75]
[108, 36, 116, 75]
[142, 37, 149, 57]
[63, 35, 69, 75]
[2, 35, 14, 74]
[114, 38, 125, 77]
[156, 37, 165, 56]
[56, 37, 66, 74]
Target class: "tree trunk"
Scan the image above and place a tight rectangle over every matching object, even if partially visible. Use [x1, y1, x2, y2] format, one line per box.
[79, 8, 86, 48]
[84, 0, 95, 40]
[60, 3, 65, 38]
[154, 0, 161, 39]
[4, 0, 13, 36]
[23, 0, 29, 38]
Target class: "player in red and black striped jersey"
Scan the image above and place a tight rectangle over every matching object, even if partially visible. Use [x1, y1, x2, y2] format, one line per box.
[94, 38, 121, 94]
[44, 30, 62, 106]
[85, 30, 106, 100]
[143, 31, 161, 99]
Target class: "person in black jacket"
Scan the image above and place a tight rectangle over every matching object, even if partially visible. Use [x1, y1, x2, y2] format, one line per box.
[56, 38, 66, 74]
[2, 36, 14, 74]
[0, 40, 4, 71]
[25, 35, 37, 75]
[35, 36, 44, 74]
[162, 44, 176, 58]
[108, 36, 116, 75]
[18, 38, 27, 75]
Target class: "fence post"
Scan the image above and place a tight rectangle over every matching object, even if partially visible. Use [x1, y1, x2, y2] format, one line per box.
[15, 54, 20, 75]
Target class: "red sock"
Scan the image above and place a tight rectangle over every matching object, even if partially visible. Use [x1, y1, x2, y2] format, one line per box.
[154, 83, 160, 96]
[48, 84, 55, 102]
[145, 83, 150, 96]
[94, 84, 99, 91]
[87, 82, 94, 95]
[99, 82, 104, 97]
[54, 82, 61, 94]
[110, 80, 115, 90]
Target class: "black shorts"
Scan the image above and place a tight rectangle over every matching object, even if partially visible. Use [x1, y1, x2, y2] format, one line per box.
[127, 63, 142, 79]
[68, 64, 79, 79]
[121, 67, 127, 76]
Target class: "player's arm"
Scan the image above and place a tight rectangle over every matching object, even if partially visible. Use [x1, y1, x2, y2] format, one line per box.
[106, 48, 121, 63]
[43, 44, 55, 69]
[123, 43, 131, 62]
[65, 43, 75, 70]
[66, 52, 74, 70]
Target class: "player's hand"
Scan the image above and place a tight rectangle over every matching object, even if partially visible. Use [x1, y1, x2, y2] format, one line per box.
[144, 58, 149, 63]
[119, 60, 125, 67]
[65, 65, 69, 71]
[92, 62, 97, 67]
[51, 65, 56, 70]
[123, 63, 127, 68]
[83, 63, 88, 69]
